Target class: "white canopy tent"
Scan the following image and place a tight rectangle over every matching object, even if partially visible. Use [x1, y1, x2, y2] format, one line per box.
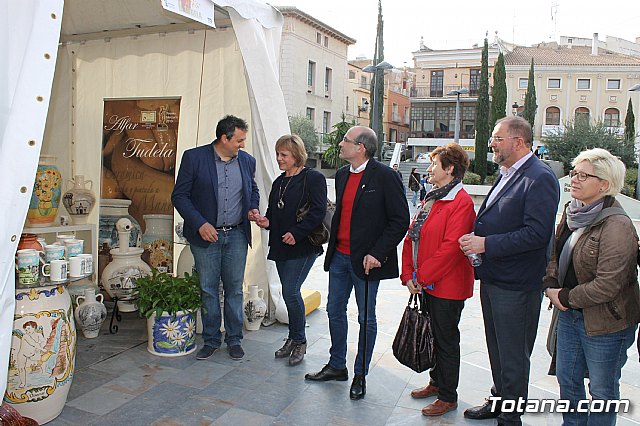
[1, 0, 290, 398]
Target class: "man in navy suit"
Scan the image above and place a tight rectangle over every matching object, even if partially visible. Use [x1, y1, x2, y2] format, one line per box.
[304, 126, 409, 401]
[459, 116, 559, 426]
[172, 115, 260, 361]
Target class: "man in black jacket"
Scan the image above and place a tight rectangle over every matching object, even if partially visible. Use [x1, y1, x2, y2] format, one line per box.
[304, 126, 409, 400]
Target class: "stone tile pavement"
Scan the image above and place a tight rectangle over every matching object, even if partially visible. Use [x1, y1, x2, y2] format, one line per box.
[48, 241, 640, 425]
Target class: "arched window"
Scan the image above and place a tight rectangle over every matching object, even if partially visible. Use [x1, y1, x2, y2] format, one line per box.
[575, 107, 590, 125]
[545, 107, 560, 125]
[603, 108, 620, 127]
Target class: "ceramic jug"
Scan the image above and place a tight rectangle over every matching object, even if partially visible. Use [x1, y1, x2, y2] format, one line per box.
[62, 175, 96, 224]
[74, 289, 107, 339]
[242, 285, 267, 331]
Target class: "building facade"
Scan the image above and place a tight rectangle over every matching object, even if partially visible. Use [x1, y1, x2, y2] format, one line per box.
[408, 39, 505, 159]
[505, 35, 640, 147]
[277, 7, 355, 146]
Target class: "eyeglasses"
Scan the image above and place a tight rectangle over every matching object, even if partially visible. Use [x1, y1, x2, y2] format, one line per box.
[489, 135, 519, 145]
[569, 170, 601, 181]
[342, 136, 361, 145]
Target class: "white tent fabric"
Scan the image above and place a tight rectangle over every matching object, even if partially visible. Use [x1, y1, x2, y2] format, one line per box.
[0, 0, 64, 400]
[223, 6, 291, 323]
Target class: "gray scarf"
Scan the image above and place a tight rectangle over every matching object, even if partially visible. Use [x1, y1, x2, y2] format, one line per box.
[557, 198, 605, 286]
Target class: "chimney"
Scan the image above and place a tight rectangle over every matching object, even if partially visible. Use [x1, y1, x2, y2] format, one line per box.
[592, 33, 599, 55]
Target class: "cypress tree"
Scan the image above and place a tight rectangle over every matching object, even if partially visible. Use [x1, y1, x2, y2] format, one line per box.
[490, 52, 507, 130]
[473, 36, 490, 182]
[523, 59, 537, 138]
[369, 0, 385, 157]
[625, 98, 635, 142]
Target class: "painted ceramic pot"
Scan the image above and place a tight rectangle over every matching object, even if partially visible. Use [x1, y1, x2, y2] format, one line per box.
[101, 248, 151, 313]
[62, 175, 96, 225]
[146, 310, 197, 357]
[27, 155, 62, 228]
[141, 214, 173, 273]
[74, 289, 107, 339]
[6, 285, 76, 424]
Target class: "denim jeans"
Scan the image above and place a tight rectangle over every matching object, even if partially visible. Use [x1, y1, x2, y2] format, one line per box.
[190, 227, 248, 348]
[275, 253, 318, 343]
[556, 309, 637, 426]
[411, 190, 419, 206]
[327, 251, 379, 375]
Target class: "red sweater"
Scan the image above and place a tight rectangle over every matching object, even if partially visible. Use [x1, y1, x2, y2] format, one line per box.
[401, 187, 476, 300]
[336, 172, 363, 255]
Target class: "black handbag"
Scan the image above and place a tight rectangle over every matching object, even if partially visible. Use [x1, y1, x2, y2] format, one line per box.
[295, 171, 329, 246]
[392, 291, 435, 373]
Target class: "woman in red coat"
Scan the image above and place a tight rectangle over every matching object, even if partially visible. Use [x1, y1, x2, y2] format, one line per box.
[400, 143, 476, 417]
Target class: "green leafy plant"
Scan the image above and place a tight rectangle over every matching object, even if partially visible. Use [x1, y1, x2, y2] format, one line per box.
[134, 268, 201, 318]
[463, 171, 482, 185]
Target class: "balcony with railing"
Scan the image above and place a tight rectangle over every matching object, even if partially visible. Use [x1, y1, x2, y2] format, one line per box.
[391, 112, 401, 123]
[541, 124, 564, 136]
[409, 130, 475, 140]
[410, 84, 488, 99]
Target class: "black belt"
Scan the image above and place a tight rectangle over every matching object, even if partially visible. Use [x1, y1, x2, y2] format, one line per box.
[215, 223, 242, 232]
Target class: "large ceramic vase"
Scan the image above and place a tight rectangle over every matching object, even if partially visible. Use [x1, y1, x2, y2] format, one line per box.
[62, 175, 96, 225]
[142, 214, 173, 273]
[74, 289, 107, 338]
[243, 285, 267, 331]
[101, 250, 151, 312]
[98, 199, 142, 281]
[6, 285, 76, 424]
[146, 310, 197, 357]
[27, 155, 62, 228]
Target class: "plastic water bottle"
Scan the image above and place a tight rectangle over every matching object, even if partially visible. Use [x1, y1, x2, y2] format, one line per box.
[467, 233, 483, 267]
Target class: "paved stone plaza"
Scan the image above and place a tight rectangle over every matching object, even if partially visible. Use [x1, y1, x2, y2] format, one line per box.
[45, 247, 639, 426]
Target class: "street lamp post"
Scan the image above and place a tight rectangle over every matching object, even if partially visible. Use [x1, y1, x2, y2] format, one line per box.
[363, 61, 394, 159]
[629, 84, 640, 199]
[447, 87, 468, 143]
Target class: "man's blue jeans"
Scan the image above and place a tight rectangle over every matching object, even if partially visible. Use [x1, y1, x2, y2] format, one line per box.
[190, 227, 248, 348]
[276, 253, 318, 343]
[327, 251, 379, 376]
[556, 309, 637, 426]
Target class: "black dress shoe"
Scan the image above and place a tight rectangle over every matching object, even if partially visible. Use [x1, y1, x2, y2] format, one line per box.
[305, 364, 348, 381]
[349, 375, 366, 400]
[464, 399, 501, 419]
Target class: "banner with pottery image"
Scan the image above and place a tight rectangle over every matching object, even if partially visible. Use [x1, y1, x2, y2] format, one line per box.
[100, 98, 179, 277]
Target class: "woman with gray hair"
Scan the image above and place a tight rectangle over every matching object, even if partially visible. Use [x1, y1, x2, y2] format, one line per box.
[543, 148, 640, 425]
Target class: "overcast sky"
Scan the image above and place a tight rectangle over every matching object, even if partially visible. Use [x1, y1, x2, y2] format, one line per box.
[269, 0, 640, 66]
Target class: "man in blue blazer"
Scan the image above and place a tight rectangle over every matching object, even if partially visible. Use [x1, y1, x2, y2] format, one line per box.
[459, 116, 559, 426]
[172, 115, 260, 361]
[304, 126, 409, 401]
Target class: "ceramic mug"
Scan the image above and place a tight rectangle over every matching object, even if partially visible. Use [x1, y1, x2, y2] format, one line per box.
[69, 256, 88, 277]
[56, 233, 75, 244]
[16, 249, 40, 285]
[64, 239, 84, 258]
[77, 253, 93, 275]
[43, 259, 69, 282]
[44, 244, 66, 262]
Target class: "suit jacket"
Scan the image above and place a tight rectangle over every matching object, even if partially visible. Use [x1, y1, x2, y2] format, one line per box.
[324, 159, 409, 281]
[474, 155, 559, 292]
[171, 142, 259, 248]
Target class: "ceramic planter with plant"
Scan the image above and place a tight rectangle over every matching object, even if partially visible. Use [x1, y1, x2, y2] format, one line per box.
[134, 269, 201, 357]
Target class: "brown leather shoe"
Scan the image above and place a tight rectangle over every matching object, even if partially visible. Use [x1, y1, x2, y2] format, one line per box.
[410, 383, 439, 399]
[421, 399, 457, 416]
